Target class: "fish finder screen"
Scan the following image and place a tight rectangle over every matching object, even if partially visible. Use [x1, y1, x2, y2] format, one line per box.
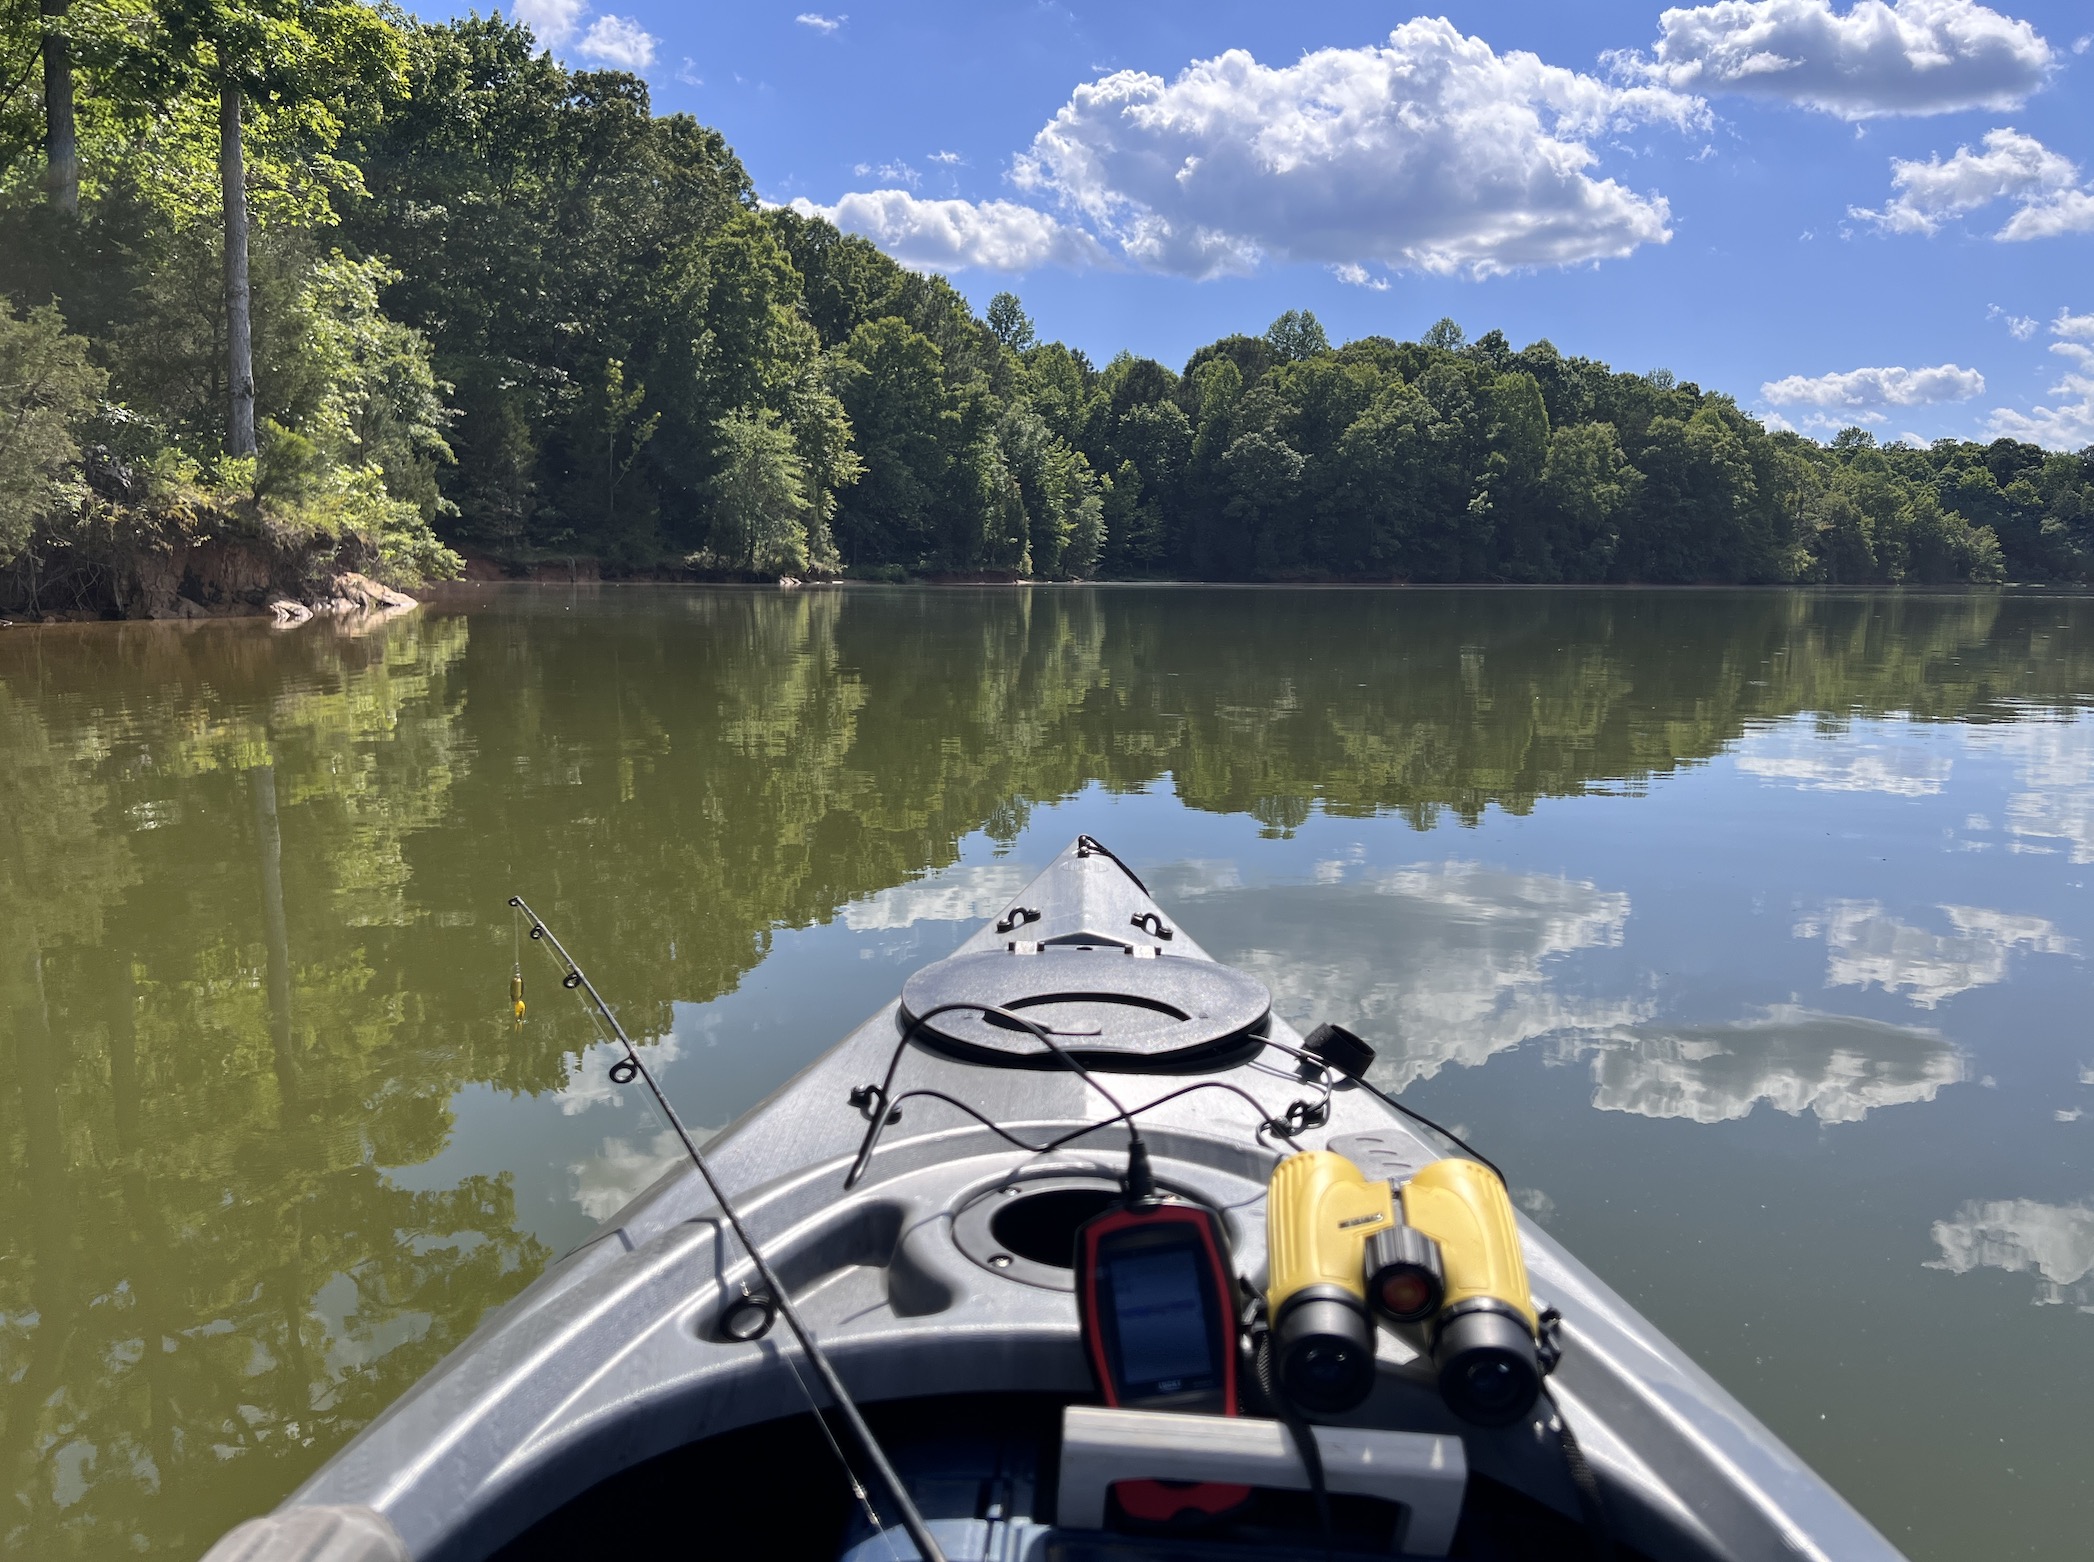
[1108, 1248, 1215, 1390]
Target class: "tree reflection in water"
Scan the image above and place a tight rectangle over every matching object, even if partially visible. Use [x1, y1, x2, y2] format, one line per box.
[4, 584, 2093, 1555]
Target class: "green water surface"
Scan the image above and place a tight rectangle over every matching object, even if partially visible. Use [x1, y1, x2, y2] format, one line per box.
[3, 585, 2090, 1559]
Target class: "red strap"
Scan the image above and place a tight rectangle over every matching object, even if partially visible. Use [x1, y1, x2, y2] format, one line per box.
[1110, 1479, 1253, 1524]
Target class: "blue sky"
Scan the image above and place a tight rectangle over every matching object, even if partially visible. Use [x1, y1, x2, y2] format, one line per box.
[441, 2, 2091, 448]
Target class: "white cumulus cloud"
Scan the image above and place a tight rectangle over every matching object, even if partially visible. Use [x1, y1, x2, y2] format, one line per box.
[1851, 127, 2094, 239]
[509, 0, 656, 71]
[512, 0, 586, 48]
[1760, 363, 1985, 407]
[796, 12, 845, 33]
[580, 14, 656, 69]
[788, 190, 1109, 273]
[1989, 309, 2094, 449]
[1622, 0, 2055, 118]
[1009, 19, 1703, 280]
[853, 159, 921, 188]
[793, 22, 1707, 281]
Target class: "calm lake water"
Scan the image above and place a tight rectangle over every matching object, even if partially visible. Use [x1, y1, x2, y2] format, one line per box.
[3, 584, 2091, 1559]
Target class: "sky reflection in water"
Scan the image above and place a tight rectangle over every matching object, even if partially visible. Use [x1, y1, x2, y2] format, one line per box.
[3, 586, 2092, 1560]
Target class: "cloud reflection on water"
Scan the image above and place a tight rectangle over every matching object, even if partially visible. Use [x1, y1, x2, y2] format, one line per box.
[842, 863, 1035, 931]
[1929, 1197, 2094, 1311]
[1223, 860, 1648, 1090]
[570, 1130, 691, 1222]
[1970, 719, 2094, 861]
[1563, 1006, 1962, 1124]
[1736, 725, 1954, 795]
[1800, 900, 2073, 1007]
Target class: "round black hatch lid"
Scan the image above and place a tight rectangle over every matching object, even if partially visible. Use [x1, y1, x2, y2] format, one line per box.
[900, 949, 1271, 1070]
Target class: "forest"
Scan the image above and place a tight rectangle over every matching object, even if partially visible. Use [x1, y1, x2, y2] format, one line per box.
[4, 4, 2093, 609]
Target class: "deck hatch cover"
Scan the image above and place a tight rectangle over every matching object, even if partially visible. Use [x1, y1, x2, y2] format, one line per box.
[900, 948, 1270, 1070]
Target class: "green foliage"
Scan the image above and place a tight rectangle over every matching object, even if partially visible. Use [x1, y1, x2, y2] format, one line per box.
[0, 301, 104, 564]
[1, 3, 2084, 594]
[1265, 308, 1329, 363]
[706, 407, 811, 575]
[985, 290, 1035, 353]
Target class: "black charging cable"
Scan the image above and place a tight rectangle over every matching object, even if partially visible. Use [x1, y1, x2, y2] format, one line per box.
[1240, 1284, 1333, 1540]
[1537, 1308, 1615, 1561]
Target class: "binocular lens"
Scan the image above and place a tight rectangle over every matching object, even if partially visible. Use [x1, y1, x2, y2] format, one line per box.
[1434, 1305, 1540, 1427]
[1376, 1270, 1436, 1323]
[1275, 1294, 1376, 1413]
[1364, 1224, 1444, 1325]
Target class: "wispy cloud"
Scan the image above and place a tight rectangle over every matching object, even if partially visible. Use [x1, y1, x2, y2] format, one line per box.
[796, 11, 845, 33]
[1989, 304, 2038, 340]
[852, 159, 920, 189]
[1990, 309, 2094, 449]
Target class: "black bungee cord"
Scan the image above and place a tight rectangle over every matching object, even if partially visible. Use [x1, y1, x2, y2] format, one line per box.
[510, 896, 949, 1562]
[844, 1004, 1337, 1195]
[847, 999, 1158, 1198]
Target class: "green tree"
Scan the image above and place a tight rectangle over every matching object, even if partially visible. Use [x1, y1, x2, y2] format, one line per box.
[985, 290, 1035, 354]
[707, 407, 811, 574]
[1264, 308, 1329, 363]
[831, 315, 953, 568]
[0, 300, 102, 567]
[154, 0, 406, 455]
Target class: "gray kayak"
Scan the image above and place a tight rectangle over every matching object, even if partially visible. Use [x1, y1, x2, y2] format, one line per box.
[204, 837, 1906, 1562]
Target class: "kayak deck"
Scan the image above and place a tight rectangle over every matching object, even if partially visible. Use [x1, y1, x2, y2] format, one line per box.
[210, 838, 1906, 1562]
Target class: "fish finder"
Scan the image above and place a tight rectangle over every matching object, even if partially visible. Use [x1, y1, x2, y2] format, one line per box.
[1074, 1196, 1251, 1528]
[1076, 1198, 1238, 1412]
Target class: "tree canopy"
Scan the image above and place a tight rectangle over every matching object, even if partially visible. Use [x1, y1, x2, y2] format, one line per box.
[4, 6, 2092, 599]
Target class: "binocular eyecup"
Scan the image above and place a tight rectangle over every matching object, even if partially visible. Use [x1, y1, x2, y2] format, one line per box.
[1432, 1299, 1542, 1427]
[1272, 1284, 1377, 1414]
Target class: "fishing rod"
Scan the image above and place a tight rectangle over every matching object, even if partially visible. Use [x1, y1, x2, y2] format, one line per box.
[509, 896, 948, 1562]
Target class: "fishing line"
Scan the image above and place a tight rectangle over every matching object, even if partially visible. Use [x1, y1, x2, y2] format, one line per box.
[510, 896, 947, 1562]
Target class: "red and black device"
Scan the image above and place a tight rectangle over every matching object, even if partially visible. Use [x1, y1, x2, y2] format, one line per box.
[1074, 1196, 1249, 1526]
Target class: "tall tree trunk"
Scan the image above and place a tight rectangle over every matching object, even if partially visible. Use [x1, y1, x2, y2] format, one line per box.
[39, 1, 76, 214]
[220, 79, 256, 457]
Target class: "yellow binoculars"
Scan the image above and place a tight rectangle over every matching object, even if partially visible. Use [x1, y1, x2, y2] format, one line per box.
[1265, 1149, 1541, 1424]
